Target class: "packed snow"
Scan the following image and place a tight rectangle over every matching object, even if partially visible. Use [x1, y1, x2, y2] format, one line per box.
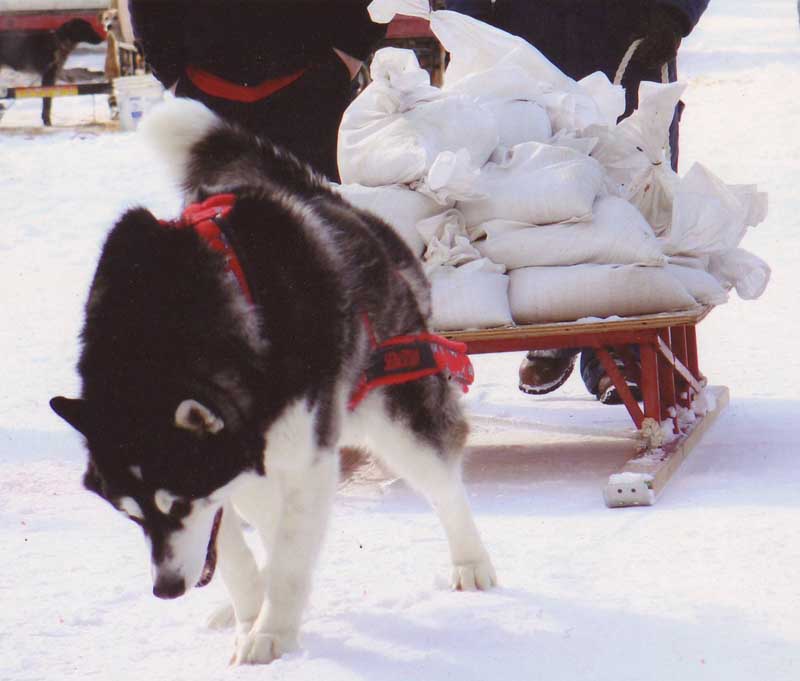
[2, 2, 799, 680]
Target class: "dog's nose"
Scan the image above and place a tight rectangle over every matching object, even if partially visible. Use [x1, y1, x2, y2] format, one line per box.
[153, 575, 186, 600]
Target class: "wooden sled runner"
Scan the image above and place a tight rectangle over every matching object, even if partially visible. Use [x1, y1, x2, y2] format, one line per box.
[444, 306, 728, 508]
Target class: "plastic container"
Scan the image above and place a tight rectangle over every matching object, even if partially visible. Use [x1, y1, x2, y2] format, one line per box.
[113, 74, 164, 131]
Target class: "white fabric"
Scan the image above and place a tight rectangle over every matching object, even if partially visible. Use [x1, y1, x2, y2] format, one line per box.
[334, 183, 448, 256]
[364, 0, 771, 328]
[708, 248, 771, 300]
[588, 81, 686, 235]
[337, 48, 498, 187]
[455, 141, 604, 226]
[368, 0, 623, 131]
[509, 265, 697, 324]
[666, 264, 729, 306]
[661, 163, 769, 256]
[480, 99, 552, 149]
[416, 209, 501, 277]
[473, 196, 666, 269]
[429, 261, 512, 331]
[542, 72, 626, 134]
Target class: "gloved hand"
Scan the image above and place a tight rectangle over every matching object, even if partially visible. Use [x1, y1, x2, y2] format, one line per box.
[631, 4, 689, 69]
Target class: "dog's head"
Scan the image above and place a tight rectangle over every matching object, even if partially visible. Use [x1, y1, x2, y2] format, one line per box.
[50, 395, 261, 599]
[58, 18, 105, 46]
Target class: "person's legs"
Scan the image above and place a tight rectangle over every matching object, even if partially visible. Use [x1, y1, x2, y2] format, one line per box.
[580, 347, 642, 405]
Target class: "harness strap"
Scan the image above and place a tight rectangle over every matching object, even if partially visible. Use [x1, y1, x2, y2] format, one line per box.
[348, 320, 474, 411]
[161, 194, 254, 304]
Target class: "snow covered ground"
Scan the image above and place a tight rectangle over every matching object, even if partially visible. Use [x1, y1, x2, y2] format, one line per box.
[2, 2, 799, 679]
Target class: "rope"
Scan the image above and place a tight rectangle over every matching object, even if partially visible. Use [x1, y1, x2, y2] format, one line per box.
[614, 38, 675, 167]
[613, 38, 644, 86]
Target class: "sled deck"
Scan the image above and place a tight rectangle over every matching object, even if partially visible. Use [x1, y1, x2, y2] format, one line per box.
[443, 306, 728, 508]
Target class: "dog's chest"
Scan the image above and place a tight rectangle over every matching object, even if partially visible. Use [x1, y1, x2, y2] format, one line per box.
[261, 399, 323, 472]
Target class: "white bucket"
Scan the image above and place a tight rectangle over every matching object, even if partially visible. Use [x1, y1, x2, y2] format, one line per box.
[114, 75, 164, 131]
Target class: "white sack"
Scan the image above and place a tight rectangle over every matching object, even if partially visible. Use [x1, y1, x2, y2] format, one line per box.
[666, 264, 729, 306]
[456, 141, 604, 226]
[509, 264, 697, 324]
[481, 98, 552, 149]
[415, 149, 484, 205]
[708, 248, 771, 300]
[474, 196, 666, 269]
[588, 81, 686, 235]
[542, 71, 626, 133]
[368, 0, 620, 129]
[337, 47, 498, 187]
[335, 183, 447, 256]
[661, 163, 768, 256]
[416, 209, 495, 276]
[429, 261, 513, 331]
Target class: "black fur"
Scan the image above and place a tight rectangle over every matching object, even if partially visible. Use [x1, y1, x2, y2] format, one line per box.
[0, 19, 103, 126]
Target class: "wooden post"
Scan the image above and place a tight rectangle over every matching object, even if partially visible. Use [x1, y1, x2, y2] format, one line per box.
[640, 340, 661, 423]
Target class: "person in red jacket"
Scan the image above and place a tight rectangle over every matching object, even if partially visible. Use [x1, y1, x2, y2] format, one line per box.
[129, 1, 386, 181]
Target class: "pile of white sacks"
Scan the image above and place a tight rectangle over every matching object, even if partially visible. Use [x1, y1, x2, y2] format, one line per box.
[335, 0, 770, 331]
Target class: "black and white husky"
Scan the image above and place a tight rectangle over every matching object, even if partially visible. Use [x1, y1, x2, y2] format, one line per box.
[50, 99, 495, 665]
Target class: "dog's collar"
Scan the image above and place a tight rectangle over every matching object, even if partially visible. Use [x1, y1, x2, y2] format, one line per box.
[161, 194, 254, 304]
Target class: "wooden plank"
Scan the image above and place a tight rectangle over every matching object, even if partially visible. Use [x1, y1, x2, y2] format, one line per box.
[603, 386, 729, 507]
[442, 306, 711, 345]
[656, 335, 704, 394]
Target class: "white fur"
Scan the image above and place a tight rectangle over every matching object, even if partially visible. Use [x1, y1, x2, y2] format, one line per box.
[154, 488, 179, 516]
[153, 500, 219, 589]
[174, 399, 224, 434]
[209, 393, 494, 665]
[138, 98, 220, 186]
[342, 394, 495, 589]
[118, 496, 144, 521]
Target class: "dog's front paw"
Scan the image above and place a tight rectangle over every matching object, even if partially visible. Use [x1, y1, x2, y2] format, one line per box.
[452, 556, 497, 591]
[230, 631, 297, 666]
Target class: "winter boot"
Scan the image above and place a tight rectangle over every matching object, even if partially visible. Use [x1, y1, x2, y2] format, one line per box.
[518, 349, 578, 395]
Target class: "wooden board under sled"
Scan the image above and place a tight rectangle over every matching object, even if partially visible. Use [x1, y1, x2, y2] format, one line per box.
[445, 307, 727, 508]
[603, 385, 728, 507]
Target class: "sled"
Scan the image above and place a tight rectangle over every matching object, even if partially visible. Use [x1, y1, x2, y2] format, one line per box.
[444, 306, 728, 508]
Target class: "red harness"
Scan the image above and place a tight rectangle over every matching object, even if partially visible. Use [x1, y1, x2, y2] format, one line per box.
[347, 318, 474, 411]
[161, 195, 474, 410]
[161, 193, 253, 304]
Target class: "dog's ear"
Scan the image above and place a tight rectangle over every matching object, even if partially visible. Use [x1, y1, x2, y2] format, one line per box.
[50, 397, 93, 436]
[174, 399, 224, 435]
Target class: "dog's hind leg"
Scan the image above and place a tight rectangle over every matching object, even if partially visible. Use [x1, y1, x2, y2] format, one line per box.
[353, 390, 496, 591]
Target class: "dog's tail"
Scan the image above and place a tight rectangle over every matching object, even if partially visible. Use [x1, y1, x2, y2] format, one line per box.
[139, 97, 220, 187]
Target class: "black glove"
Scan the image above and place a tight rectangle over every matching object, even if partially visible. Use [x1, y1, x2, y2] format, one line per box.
[631, 5, 689, 69]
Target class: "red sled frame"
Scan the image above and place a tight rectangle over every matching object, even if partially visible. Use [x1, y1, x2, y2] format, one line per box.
[444, 306, 728, 508]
